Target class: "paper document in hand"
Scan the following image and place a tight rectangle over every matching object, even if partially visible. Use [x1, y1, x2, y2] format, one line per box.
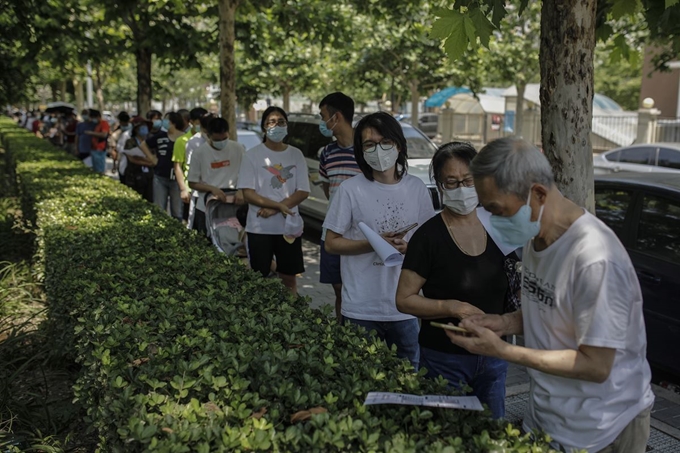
[121, 146, 147, 158]
[363, 392, 483, 411]
[358, 222, 403, 267]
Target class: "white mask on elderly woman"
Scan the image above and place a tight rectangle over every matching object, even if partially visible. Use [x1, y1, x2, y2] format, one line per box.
[442, 186, 479, 215]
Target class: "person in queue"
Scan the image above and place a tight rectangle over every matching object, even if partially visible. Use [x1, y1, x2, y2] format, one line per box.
[322, 112, 435, 368]
[123, 116, 157, 201]
[237, 106, 310, 295]
[395, 141, 510, 418]
[445, 137, 654, 452]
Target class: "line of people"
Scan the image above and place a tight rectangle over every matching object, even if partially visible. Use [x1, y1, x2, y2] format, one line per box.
[13, 92, 653, 452]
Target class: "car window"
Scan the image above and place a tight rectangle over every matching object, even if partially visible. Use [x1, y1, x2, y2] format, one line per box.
[657, 148, 680, 170]
[594, 189, 632, 238]
[286, 121, 331, 160]
[633, 194, 680, 265]
[618, 147, 655, 165]
[402, 127, 437, 159]
[237, 134, 261, 151]
[604, 150, 621, 162]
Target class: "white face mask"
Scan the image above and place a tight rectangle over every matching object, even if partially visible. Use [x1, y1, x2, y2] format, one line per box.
[442, 186, 479, 215]
[211, 139, 228, 150]
[364, 147, 399, 172]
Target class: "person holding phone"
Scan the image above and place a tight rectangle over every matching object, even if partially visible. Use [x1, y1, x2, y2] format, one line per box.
[395, 142, 511, 419]
[323, 112, 435, 368]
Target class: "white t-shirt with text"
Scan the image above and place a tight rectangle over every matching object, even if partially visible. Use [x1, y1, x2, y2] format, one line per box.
[188, 140, 245, 212]
[186, 132, 206, 198]
[521, 211, 654, 452]
[237, 143, 310, 235]
[323, 173, 435, 321]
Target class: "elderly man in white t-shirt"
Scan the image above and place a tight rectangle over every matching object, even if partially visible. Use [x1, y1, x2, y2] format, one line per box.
[446, 137, 654, 453]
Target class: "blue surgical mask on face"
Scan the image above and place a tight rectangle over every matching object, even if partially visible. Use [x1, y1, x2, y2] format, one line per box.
[267, 125, 288, 143]
[121, 124, 132, 132]
[82, 115, 90, 121]
[489, 190, 545, 249]
[152, 119, 162, 130]
[162, 119, 170, 130]
[138, 125, 149, 137]
[319, 114, 336, 138]
[194, 125, 201, 132]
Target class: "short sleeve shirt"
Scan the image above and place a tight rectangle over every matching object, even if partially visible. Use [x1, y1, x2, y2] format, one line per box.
[92, 120, 110, 151]
[145, 131, 175, 179]
[237, 143, 310, 235]
[188, 140, 245, 212]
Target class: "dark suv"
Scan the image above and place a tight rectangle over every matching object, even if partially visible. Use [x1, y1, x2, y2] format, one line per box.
[594, 172, 680, 376]
[285, 113, 441, 222]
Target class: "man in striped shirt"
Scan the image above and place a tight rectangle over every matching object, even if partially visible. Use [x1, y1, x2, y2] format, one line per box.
[318, 92, 362, 322]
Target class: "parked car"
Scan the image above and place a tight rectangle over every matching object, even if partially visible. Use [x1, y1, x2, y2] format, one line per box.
[594, 172, 680, 376]
[398, 113, 439, 139]
[236, 129, 261, 151]
[284, 113, 441, 223]
[593, 143, 680, 175]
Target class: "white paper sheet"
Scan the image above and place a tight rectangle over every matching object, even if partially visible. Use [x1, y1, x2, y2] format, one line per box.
[121, 146, 146, 158]
[364, 392, 484, 411]
[476, 207, 518, 256]
[358, 222, 403, 267]
[82, 156, 93, 168]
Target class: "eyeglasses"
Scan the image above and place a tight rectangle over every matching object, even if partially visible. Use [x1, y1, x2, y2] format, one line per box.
[363, 139, 396, 153]
[265, 119, 287, 128]
[441, 177, 474, 190]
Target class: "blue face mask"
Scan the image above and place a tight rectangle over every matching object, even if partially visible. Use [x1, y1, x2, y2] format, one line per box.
[489, 190, 544, 249]
[121, 124, 132, 132]
[82, 115, 90, 121]
[152, 119, 162, 130]
[194, 125, 201, 132]
[267, 125, 288, 143]
[319, 114, 336, 138]
[138, 125, 149, 137]
[162, 119, 171, 130]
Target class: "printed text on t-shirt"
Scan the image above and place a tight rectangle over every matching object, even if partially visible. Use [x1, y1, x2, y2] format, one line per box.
[522, 266, 556, 308]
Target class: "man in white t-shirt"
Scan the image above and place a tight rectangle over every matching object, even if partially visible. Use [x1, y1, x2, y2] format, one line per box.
[447, 137, 654, 453]
[188, 117, 245, 235]
[323, 112, 435, 368]
[185, 112, 214, 229]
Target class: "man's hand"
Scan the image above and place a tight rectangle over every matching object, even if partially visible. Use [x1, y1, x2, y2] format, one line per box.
[212, 189, 228, 203]
[445, 322, 508, 357]
[235, 191, 244, 205]
[460, 314, 509, 337]
[180, 189, 191, 203]
[257, 208, 278, 218]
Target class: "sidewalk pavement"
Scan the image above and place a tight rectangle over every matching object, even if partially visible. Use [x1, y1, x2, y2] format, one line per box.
[299, 233, 680, 450]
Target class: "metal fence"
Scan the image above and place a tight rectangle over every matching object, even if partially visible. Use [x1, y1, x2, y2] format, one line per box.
[655, 118, 680, 143]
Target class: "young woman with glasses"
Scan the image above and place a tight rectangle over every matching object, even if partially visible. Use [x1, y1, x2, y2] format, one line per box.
[395, 141, 510, 419]
[237, 106, 310, 295]
[323, 112, 436, 369]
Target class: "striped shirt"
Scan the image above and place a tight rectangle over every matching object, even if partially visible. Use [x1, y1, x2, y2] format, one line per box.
[318, 142, 361, 202]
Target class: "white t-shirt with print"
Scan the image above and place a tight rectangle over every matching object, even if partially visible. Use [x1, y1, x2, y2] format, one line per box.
[186, 132, 205, 198]
[188, 140, 245, 212]
[237, 143, 310, 235]
[323, 174, 436, 321]
[521, 211, 654, 453]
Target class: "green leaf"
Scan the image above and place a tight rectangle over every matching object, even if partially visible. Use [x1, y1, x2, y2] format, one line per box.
[666, 0, 679, 8]
[463, 15, 477, 48]
[610, 0, 640, 19]
[491, 0, 509, 26]
[470, 10, 495, 48]
[430, 9, 463, 40]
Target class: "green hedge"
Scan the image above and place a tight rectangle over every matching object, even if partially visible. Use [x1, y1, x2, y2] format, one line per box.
[0, 118, 553, 452]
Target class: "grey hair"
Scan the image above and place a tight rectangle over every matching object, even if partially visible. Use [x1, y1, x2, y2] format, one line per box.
[470, 137, 554, 199]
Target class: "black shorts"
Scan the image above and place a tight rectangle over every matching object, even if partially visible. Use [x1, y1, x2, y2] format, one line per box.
[247, 233, 304, 277]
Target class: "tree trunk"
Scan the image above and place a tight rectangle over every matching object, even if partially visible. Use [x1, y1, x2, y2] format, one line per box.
[282, 85, 290, 112]
[218, 0, 239, 140]
[74, 77, 84, 113]
[410, 79, 419, 128]
[136, 47, 153, 116]
[540, 0, 596, 211]
[515, 81, 526, 137]
[60, 80, 68, 102]
[94, 64, 105, 112]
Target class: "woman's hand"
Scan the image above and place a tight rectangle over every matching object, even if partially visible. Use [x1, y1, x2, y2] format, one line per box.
[382, 232, 408, 254]
[277, 203, 294, 217]
[452, 301, 485, 320]
[460, 314, 507, 337]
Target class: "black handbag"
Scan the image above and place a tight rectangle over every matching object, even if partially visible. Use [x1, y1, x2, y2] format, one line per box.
[503, 254, 522, 313]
